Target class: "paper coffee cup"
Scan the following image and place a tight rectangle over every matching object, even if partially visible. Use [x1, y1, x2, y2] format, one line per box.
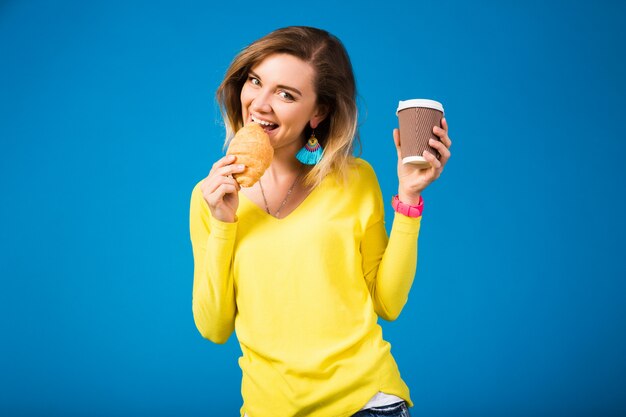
[396, 99, 444, 167]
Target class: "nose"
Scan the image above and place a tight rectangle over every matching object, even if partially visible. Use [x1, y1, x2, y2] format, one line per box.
[250, 89, 272, 114]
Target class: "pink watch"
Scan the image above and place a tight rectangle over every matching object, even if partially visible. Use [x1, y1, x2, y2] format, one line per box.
[392, 195, 424, 218]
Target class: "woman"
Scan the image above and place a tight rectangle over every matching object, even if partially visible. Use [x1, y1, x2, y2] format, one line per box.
[190, 26, 451, 417]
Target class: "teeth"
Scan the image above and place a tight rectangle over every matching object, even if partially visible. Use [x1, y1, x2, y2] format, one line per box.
[251, 116, 276, 127]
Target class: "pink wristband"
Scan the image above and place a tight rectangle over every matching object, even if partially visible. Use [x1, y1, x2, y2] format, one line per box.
[392, 195, 424, 218]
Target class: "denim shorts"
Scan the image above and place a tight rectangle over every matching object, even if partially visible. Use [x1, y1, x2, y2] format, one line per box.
[350, 401, 411, 417]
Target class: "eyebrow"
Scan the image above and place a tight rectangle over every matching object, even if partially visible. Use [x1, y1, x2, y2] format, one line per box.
[249, 70, 303, 97]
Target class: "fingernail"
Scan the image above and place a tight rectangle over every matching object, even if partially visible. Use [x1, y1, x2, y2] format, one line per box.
[237, 164, 245, 169]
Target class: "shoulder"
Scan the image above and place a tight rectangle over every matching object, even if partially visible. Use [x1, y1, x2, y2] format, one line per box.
[352, 157, 375, 172]
[190, 179, 210, 217]
[190, 180, 205, 204]
[342, 158, 385, 222]
[346, 157, 380, 188]
[189, 179, 213, 236]
[330, 157, 383, 206]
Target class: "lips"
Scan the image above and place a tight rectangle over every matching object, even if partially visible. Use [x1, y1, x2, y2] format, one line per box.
[250, 115, 278, 132]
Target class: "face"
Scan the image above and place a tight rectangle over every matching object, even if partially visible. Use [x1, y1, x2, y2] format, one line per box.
[240, 53, 325, 153]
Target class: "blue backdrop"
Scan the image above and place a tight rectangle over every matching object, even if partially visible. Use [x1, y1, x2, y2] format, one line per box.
[2, 1, 625, 416]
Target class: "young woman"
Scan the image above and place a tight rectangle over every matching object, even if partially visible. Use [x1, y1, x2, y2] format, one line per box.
[190, 26, 452, 417]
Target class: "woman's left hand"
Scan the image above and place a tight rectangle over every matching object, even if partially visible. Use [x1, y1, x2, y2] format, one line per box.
[393, 117, 452, 205]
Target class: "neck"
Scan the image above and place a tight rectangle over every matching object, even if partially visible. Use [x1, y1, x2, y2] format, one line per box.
[265, 149, 303, 182]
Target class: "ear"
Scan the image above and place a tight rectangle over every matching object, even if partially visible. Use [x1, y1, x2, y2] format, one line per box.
[309, 105, 328, 129]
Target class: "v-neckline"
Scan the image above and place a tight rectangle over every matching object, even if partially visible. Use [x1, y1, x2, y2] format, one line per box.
[240, 177, 325, 222]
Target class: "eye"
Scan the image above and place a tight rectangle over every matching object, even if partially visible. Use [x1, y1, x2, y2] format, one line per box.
[248, 76, 261, 86]
[278, 90, 295, 101]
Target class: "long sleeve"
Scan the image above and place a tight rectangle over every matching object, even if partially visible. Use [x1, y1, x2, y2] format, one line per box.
[207, 159, 415, 416]
[361, 210, 421, 321]
[189, 183, 237, 343]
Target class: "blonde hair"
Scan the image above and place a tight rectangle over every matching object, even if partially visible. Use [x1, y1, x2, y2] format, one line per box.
[216, 26, 359, 187]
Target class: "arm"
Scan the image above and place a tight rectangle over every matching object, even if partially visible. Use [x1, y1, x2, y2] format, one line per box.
[362, 213, 421, 321]
[361, 119, 452, 320]
[190, 183, 237, 344]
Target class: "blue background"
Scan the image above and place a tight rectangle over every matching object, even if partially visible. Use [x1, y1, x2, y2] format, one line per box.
[2, 1, 625, 416]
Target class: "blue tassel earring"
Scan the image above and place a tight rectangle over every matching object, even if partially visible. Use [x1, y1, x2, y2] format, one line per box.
[296, 130, 323, 165]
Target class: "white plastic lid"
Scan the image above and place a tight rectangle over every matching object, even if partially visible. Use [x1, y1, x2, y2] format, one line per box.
[397, 99, 444, 115]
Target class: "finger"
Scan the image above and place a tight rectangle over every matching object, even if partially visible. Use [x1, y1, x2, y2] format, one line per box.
[433, 126, 452, 149]
[217, 163, 246, 178]
[441, 118, 452, 148]
[429, 138, 451, 162]
[433, 125, 447, 139]
[207, 183, 239, 205]
[438, 149, 451, 168]
[216, 183, 239, 197]
[423, 150, 442, 170]
[210, 154, 237, 173]
[204, 173, 240, 195]
[393, 129, 402, 160]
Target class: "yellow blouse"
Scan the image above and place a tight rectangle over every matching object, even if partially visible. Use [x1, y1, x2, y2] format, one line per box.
[190, 159, 421, 417]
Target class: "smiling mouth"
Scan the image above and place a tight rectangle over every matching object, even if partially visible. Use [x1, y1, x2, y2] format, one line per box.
[251, 115, 278, 132]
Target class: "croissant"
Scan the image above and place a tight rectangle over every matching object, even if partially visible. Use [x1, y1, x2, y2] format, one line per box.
[226, 123, 274, 187]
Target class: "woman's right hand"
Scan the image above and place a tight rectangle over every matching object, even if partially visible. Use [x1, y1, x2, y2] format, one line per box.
[201, 155, 245, 223]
